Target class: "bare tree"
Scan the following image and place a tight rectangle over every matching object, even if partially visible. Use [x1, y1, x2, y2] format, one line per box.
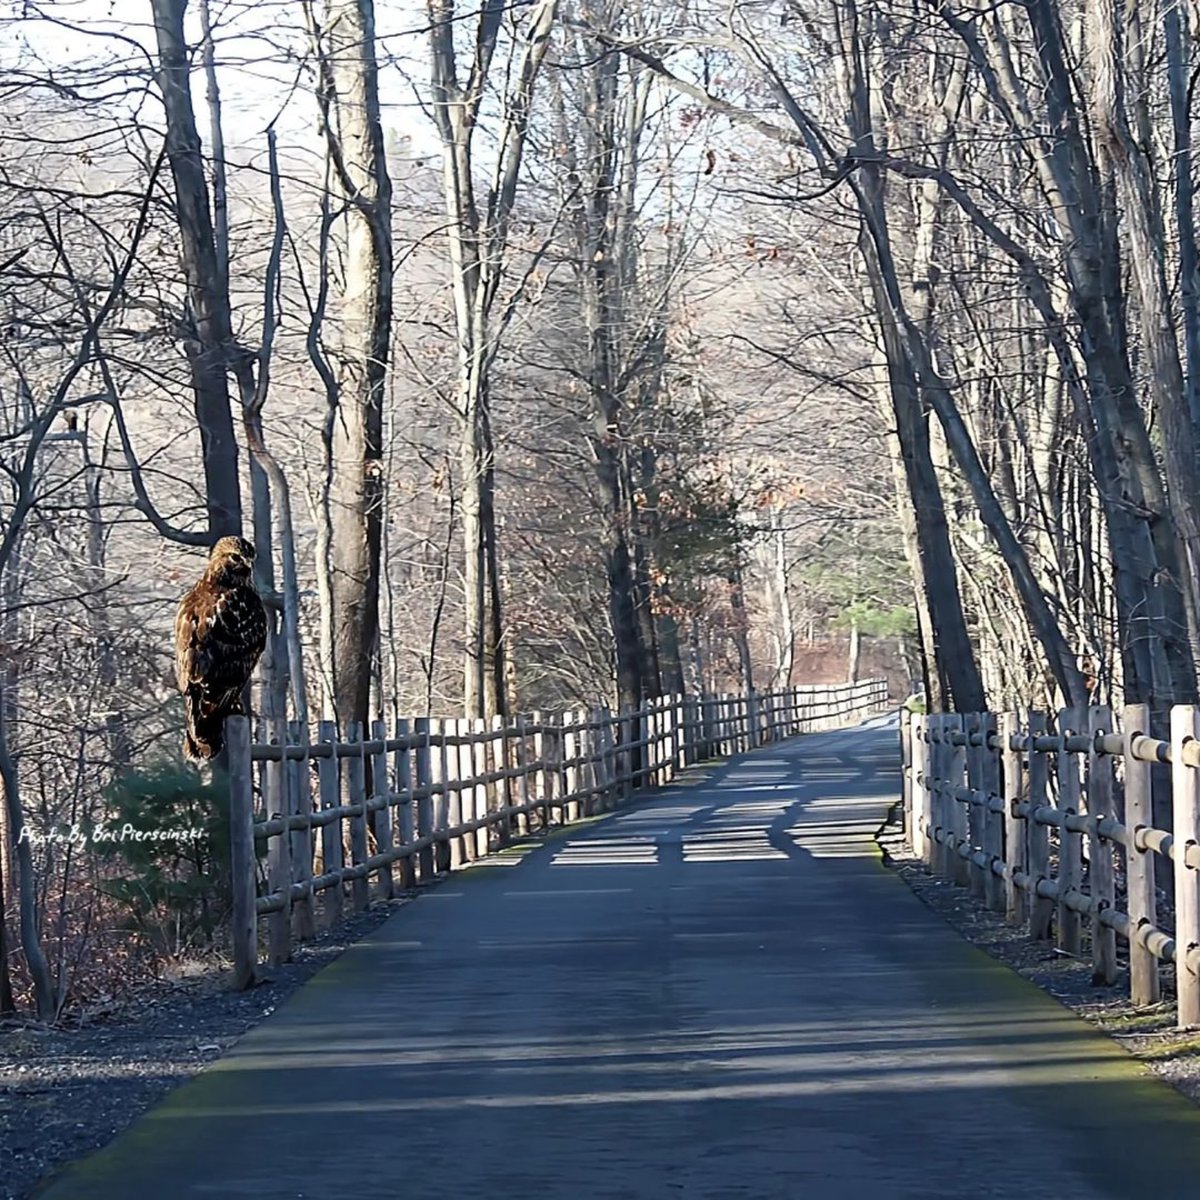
[306, 0, 393, 729]
[426, 0, 559, 717]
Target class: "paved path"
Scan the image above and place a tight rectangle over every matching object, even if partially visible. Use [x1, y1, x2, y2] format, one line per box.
[37, 716, 1200, 1198]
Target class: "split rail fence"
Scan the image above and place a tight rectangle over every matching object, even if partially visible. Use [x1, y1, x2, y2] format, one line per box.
[226, 678, 889, 987]
[902, 706, 1200, 1028]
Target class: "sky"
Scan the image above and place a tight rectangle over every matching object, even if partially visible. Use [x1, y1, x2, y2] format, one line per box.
[0, 0, 445, 157]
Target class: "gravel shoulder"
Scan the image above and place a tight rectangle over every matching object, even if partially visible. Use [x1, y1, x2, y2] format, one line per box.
[0, 897, 409, 1200]
[877, 806, 1200, 1106]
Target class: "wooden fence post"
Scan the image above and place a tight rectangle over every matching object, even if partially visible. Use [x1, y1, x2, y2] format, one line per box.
[665, 699, 676, 776]
[1123, 703, 1159, 1006]
[647, 701, 655, 785]
[590, 707, 609, 810]
[618, 708, 634, 803]
[926, 715, 940, 873]
[1170, 704, 1200, 1027]
[1056, 707, 1084, 957]
[317, 719, 343, 923]
[911, 713, 929, 863]
[947, 715, 969, 888]
[265, 716, 292, 964]
[395, 718, 417, 889]
[928, 714, 946, 877]
[347, 723, 370, 912]
[1026, 712, 1053, 941]
[564, 711, 581, 822]
[1000, 712, 1025, 926]
[415, 710, 434, 883]
[434, 718, 452, 872]
[495, 713, 514, 842]
[287, 720, 316, 941]
[548, 711, 565, 824]
[658, 699, 670, 780]
[981, 713, 1004, 913]
[1087, 706, 1117, 985]
[514, 713, 531, 835]
[472, 717, 489, 857]
[453, 720, 472, 864]
[450, 717, 469, 865]
[530, 711, 549, 830]
[226, 716, 258, 990]
[576, 710, 592, 817]
[370, 719, 395, 900]
[965, 714, 987, 901]
[607, 707, 622, 806]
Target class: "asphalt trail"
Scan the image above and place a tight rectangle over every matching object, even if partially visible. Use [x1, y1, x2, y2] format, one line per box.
[37, 715, 1200, 1199]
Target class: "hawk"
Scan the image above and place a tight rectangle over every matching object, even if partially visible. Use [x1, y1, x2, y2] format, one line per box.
[175, 536, 268, 761]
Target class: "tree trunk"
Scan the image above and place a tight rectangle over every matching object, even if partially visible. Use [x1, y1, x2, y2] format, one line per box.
[149, 0, 242, 538]
[848, 619, 861, 684]
[315, 0, 392, 729]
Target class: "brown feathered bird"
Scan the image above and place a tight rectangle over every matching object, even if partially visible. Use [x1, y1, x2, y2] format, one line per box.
[175, 536, 268, 761]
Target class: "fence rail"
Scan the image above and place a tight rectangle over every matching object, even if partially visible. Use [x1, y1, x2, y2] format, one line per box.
[225, 679, 889, 987]
[902, 705, 1200, 1028]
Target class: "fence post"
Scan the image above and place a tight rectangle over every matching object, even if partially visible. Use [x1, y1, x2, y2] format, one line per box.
[1170, 704, 1200, 1027]
[494, 713, 514, 842]
[470, 717, 487, 857]
[287, 720, 316, 941]
[433, 718, 452, 872]
[549, 711, 566, 824]
[910, 713, 929, 863]
[1000, 712, 1025, 926]
[370, 719, 395, 900]
[1026, 711, 1053, 941]
[1123, 703, 1159, 1006]
[347, 723, 370, 912]
[317, 719, 343, 923]
[447, 717, 466, 864]
[577, 710, 594, 816]
[558, 711, 574, 821]
[610, 707, 624, 805]
[454, 718, 473, 861]
[669, 697, 679, 772]
[617, 707, 633, 803]
[265, 716, 292, 964]
[1086, 706, 1117, 985]
[415, 710, 434, 883]
[901, 710, 913, 842]
[929, 714, 946, 877]
[658, 700, 670, 781]
[530, 711, 549, 830]
[1056, 707, 1084, 957]
[965, 714, 987, 901]
[981, 713, 1004, 913]
[947, 715, 969, 888]
[395, 718, 417, 889]
[514, 713, 531, 835]
[227, 716, 258, 990]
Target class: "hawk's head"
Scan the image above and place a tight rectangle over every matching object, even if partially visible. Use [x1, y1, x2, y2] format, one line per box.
[209, 535, 256, 578]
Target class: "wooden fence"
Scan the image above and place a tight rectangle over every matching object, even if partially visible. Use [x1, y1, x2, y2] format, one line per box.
[225, 679, 889, 987]
[902, 706, 1200, 1028]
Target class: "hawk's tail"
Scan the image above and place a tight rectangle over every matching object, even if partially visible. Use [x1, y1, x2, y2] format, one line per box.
[183, 692, 225, 762]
